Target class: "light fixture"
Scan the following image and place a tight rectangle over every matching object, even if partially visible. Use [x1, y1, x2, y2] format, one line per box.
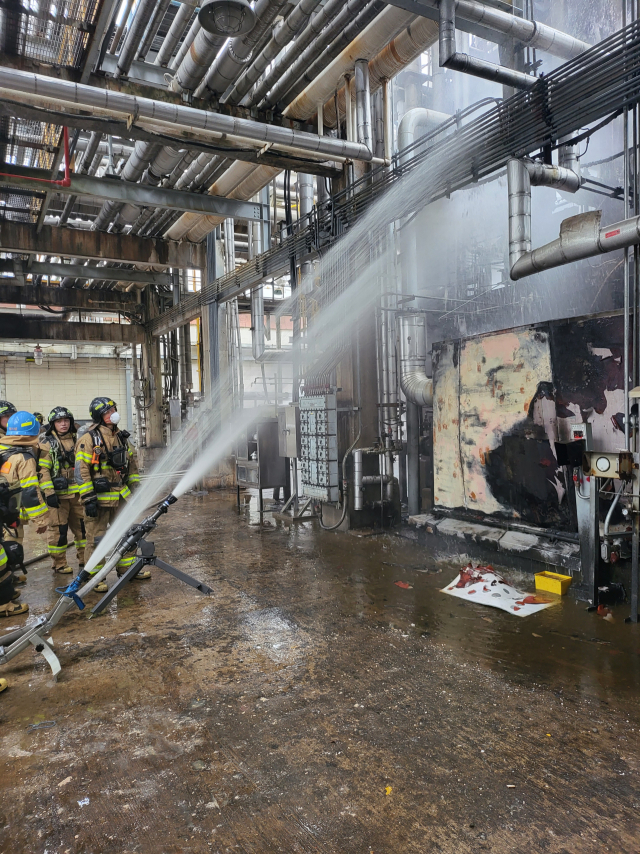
[34, 344, 43, 366]
[198, 0, 256, 36]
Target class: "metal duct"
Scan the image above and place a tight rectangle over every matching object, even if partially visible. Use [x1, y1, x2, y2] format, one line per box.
[398, 313, 432, 407]
[0, 67, 373, 163]
[138, 0, 173, 60]
[439, 0, 535, 90]
[510, 209, 640, 281]
[260, 0, 376, 108]
[323, 16, 439, 128]
[169, 15, 200, 70]
[282, 5, 415, 120]
[155, 2, 192, 66]
[224, 0, 324, 106]
[168, 28, 226, 92]
[110, 0, 135, 57]
[195, 0, 289, 98]
[429, 0, 588, 59]
[116, 0, 159, 77]
[249, 0, 346, 107]
[354, 59, 372, 150]
[508, 152, 582, 274]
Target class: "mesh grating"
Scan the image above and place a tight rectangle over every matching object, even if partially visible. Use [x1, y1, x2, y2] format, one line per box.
[1, 0, 100, 68]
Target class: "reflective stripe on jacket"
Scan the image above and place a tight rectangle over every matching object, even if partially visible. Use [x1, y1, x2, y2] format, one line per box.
[75, 423, 139, 507]
[0, 437, 49, 522]
[38, 432, 79, 498]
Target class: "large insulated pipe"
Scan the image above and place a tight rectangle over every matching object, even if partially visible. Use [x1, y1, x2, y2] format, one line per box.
[0, 67, 373, 163]
[224, 0, 324, 106]
[432, 0, 588, 60]
[510, 209, 640, 280]
[250, 192, 265, 362]
[439, 0, 536, 90]
[155, 1, 192, 66]
[354, 58, 372, 151]
[399, 313, 432, 518]
[196, 0, 289, 98]
[322, 16, 439, 128]
[249, 0, 346, 107]
[115, 0, 158, 77]
[138, 0, 173, 60]
[353, 449, 364, 511]
[169, 14, 199, 70]
[168, 27, 226, 93]
[281, 6, 414, 119]
[508, 151, 582, 276]
[271, 0, 388, 112]
[398, 313, 433, 407]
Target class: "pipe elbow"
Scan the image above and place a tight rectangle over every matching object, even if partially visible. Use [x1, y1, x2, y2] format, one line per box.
[400, 371, 433, 407]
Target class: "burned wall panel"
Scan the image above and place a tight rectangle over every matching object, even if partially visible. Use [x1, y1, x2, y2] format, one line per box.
[432, 341, 465, 509]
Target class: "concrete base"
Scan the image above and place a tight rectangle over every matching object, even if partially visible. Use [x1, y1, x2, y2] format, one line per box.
[406, 513, 582, 577]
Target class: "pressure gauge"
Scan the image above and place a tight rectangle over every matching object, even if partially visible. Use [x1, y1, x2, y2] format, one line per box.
[595, 456, 611, 473]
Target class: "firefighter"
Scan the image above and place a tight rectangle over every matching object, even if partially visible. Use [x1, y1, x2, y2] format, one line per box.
[0, 410, 49, 594]
[38, 407, 86, 576]
[33, 412, 46, 433]
[0, 401, 17, 437]
[75, 397, 147, 593]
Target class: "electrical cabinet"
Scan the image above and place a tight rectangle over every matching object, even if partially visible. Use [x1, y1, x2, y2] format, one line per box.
[299, 393, 339, 502]
[235, 417, 287, 490]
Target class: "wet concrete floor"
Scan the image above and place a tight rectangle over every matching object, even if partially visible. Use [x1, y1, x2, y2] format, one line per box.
[2, 490, 640, 853]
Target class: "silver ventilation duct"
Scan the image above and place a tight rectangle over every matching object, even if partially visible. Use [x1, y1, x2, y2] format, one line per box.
[398, 314, 433, 408]
[155, 2, 192, 67]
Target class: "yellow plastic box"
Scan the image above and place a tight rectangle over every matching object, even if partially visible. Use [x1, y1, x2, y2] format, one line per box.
[535, 570, 572, 596]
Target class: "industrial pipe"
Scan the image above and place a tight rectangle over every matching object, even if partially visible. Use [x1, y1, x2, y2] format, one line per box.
[354, 59, 372, 151]
[116, 0, 158, 77]
[138, 0, 173, 60]
[168, 27, 226, 92]
[169, 15, 200, 70]
[224, 0, 324, 105]
[507, 151, 583, 278]
[0, 67, 373, 163]
[281, 5, 414, 119]
[196, 0, 290, 98]
[322, 16, 440, 129]
[398, 313, 433, 407]
[155, 1, 192, 66]
[439, 0, 536, 90]
[510, 209, 640, 280]
[248, 0, 346, 107]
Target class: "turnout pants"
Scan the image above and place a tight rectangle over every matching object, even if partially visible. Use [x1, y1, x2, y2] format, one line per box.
[84, 501, 137, 575]
[48, 494, 86, 570]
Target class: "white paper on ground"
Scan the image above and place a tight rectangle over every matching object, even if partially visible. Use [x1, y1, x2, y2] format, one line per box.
[442, 564, 556, 617]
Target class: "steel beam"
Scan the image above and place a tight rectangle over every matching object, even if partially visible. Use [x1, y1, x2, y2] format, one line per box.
[0, 222, 205, 269]
[101, 53, 170, 89]
[0, 314, 144, 344]
[0, 283, 139, 310]
[0, 165, 267, 221]
[0, 260, 169, 286]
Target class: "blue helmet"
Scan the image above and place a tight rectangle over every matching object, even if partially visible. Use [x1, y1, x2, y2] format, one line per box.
[6, 411, 41, 437]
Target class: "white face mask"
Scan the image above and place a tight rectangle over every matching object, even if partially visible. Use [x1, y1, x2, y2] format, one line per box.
[109, 411, 121, 425]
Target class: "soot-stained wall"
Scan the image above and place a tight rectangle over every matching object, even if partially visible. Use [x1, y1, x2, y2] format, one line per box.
[432, 312, 627, 530]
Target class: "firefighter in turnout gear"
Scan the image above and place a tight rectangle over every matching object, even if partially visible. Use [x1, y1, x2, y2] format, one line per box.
[75, 397, 146, 593]
[0, 411, 49, 599]
[38, 407, 86, 575]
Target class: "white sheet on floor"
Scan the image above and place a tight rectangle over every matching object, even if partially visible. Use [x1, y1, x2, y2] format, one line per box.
[442, 565, 556, 617]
